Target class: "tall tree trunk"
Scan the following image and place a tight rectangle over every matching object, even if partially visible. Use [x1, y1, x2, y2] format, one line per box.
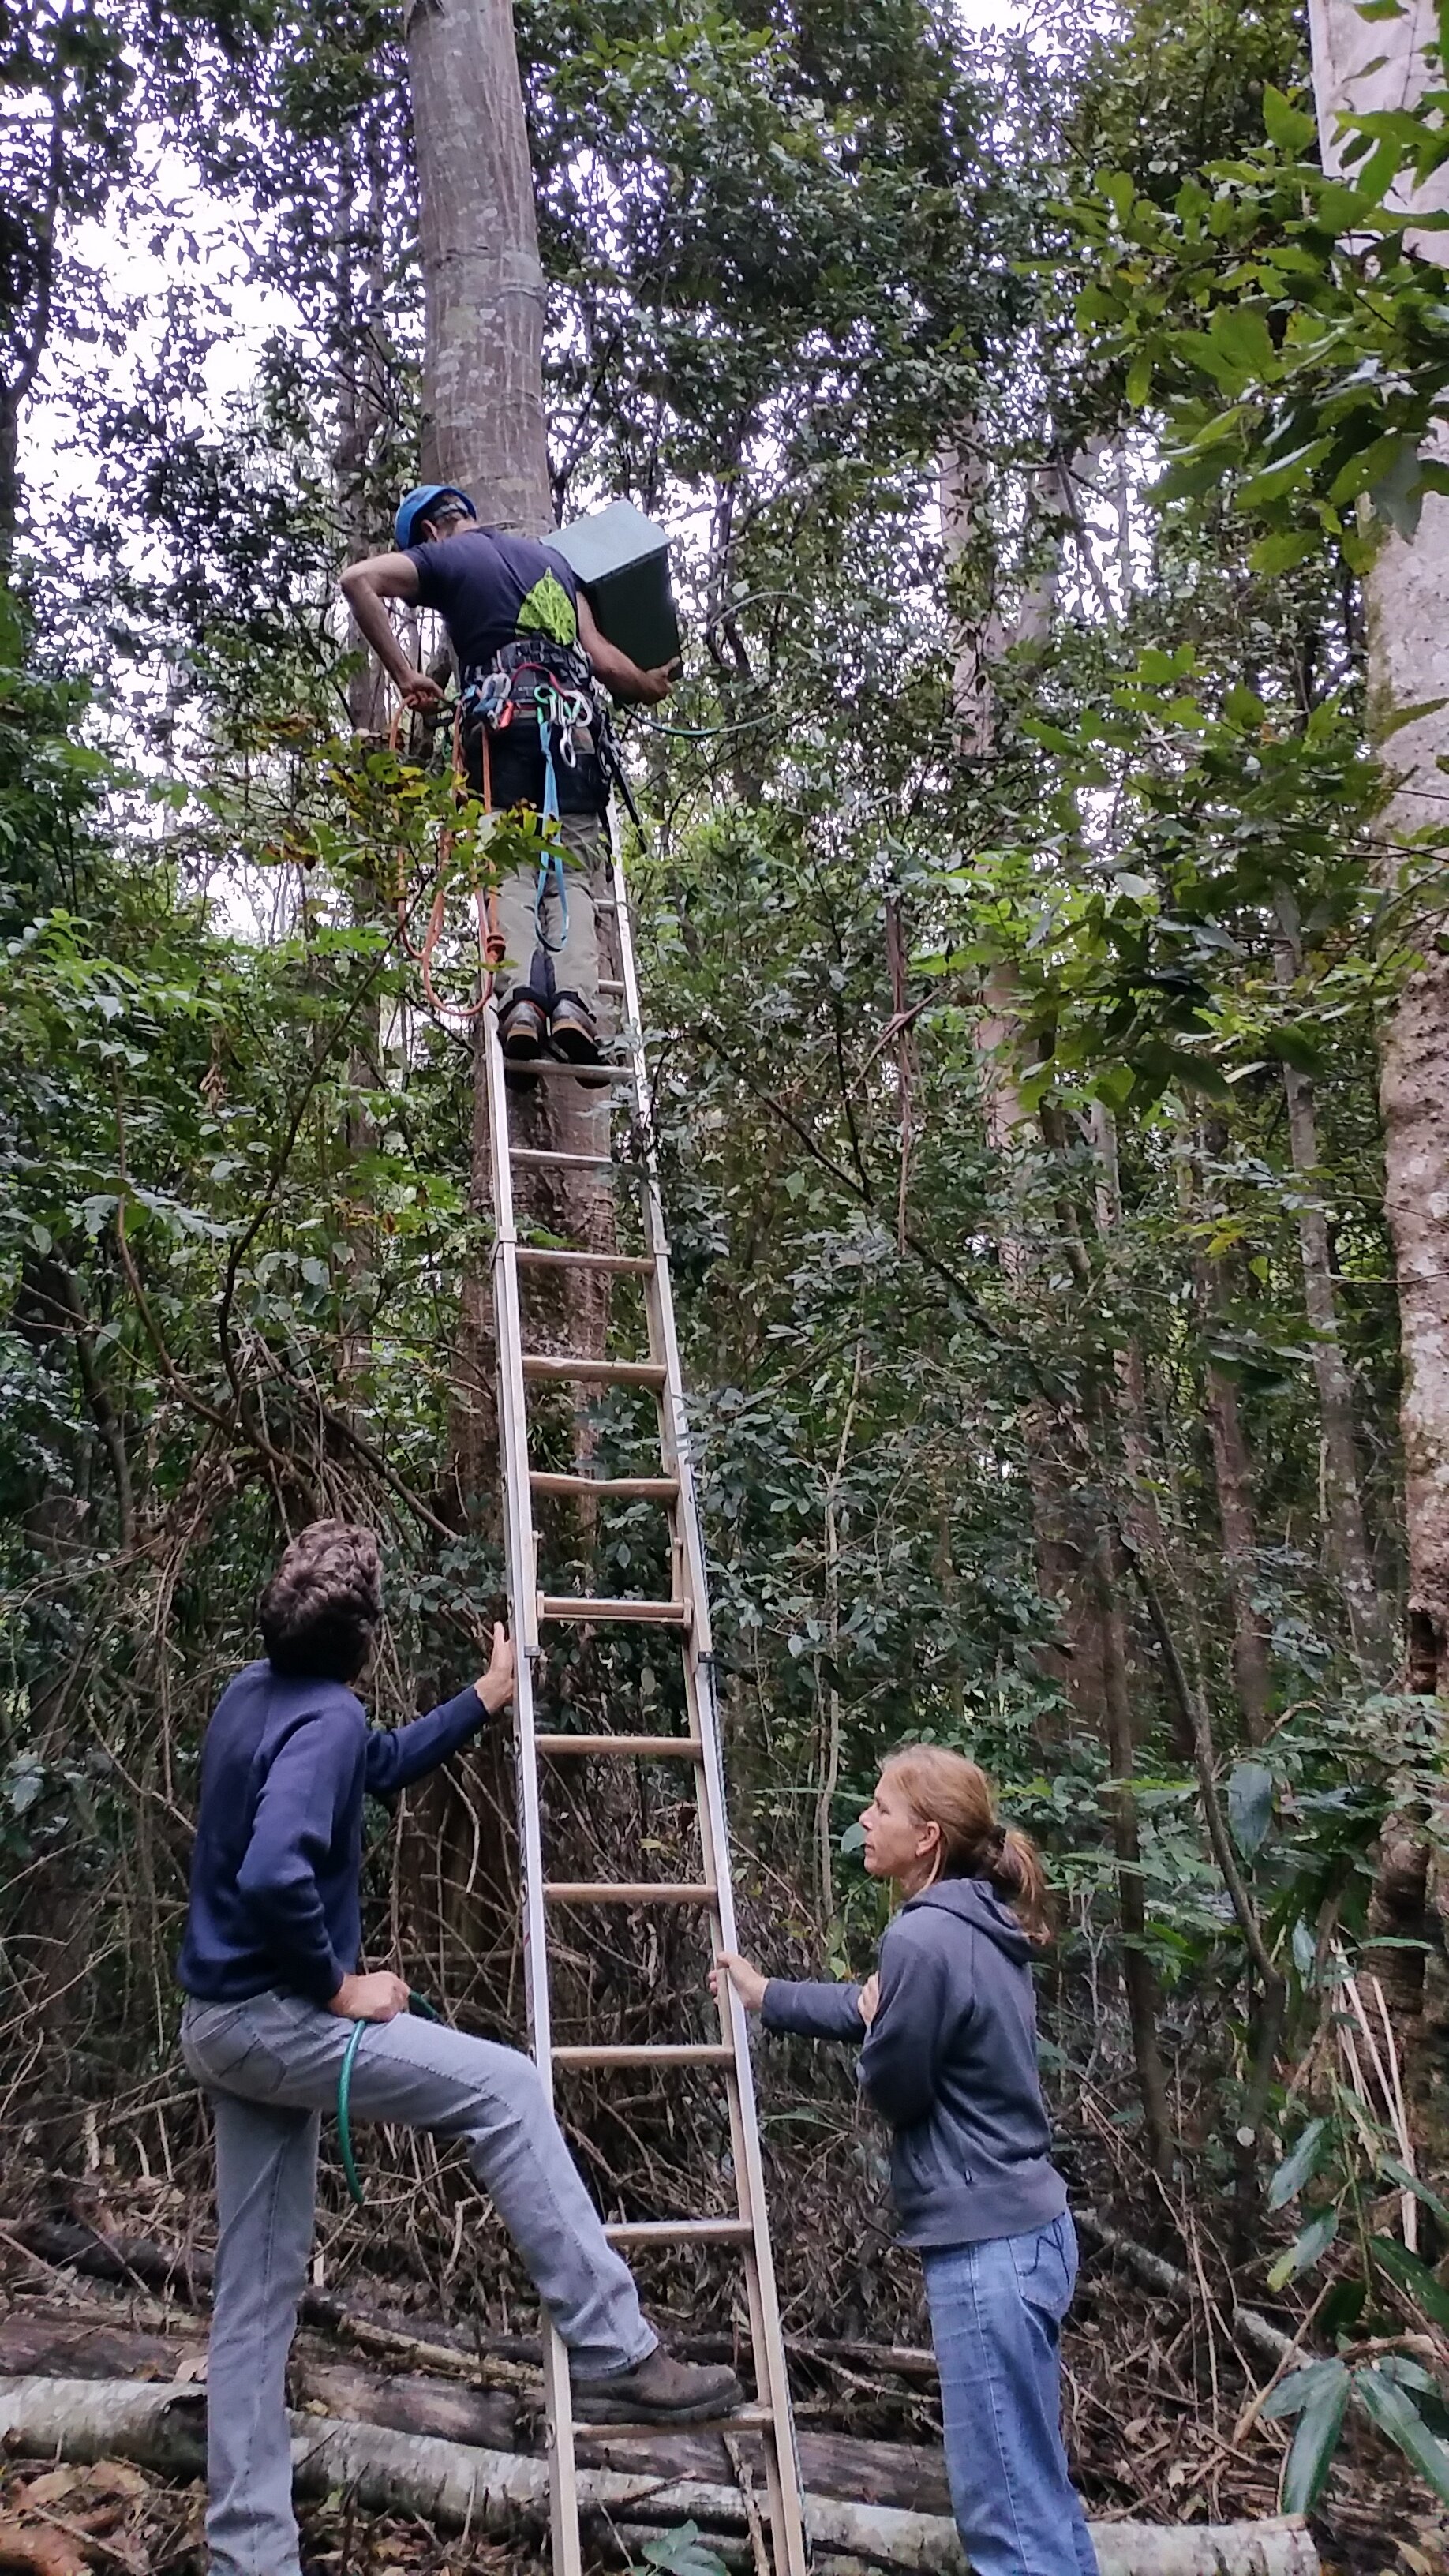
[402, 0, 614, 1979]
[1179, 1121, 1273, 1744]
[405, 0, 550, 536]
[1308, 0, 1447, 2078]
[1271, 895, 1390, 1672]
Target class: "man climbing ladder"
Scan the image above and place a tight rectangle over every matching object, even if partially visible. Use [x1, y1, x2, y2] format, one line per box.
[177, 1521, 743, 2576]
[340, 485, 677, 1073]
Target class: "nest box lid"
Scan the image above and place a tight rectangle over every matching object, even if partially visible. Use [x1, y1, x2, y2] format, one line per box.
[549, 500, 680, 670]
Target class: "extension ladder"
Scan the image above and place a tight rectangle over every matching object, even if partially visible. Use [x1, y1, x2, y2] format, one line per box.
[481, 824, 809, 2576]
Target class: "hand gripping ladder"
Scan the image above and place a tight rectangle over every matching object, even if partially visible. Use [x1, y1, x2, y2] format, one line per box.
[481, 828, 809, 2576]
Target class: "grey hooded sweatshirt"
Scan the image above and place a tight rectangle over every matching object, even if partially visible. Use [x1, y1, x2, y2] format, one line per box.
[760, 1877, 1067, 2248]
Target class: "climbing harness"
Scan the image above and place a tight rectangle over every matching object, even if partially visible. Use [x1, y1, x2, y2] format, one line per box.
[337, 1988, 441, 2207]
[459, 642, 599, 960]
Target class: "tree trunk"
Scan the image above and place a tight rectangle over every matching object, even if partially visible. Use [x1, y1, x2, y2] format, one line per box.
[1184, 1123, 1272, 1743]
[1271, 897, 1389, 1672]
[404, 0, 550, 534]
[402, 0, 617, 1980]
[1306, 0, 1447, 2071]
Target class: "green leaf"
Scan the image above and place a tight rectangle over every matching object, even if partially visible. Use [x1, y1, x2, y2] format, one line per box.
[1263, 86, 1320, 155]
[1228, 1758, 1275, 1855]
[1267, 2117, 1329, 2210]
[1267, 2208, 1339, 2289]
[1380, 2156, 1449, 2234]
[1125, 350, 1153, 410]
[1249, 532, 1320, 576]
[1281, 2361, 1351, 2509]
[1262, 2356, 1351, 2421]
[1370, 2233, 1449, 2332]
[1354, 2368, 1449, 2507]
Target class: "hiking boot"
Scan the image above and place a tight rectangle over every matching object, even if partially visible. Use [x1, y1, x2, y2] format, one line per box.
[500, 995, 547, 1065]
[549, 996, 611, 1088]
[571, 2344, 744, 2426]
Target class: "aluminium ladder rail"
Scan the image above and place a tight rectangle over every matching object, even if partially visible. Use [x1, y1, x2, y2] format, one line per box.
[481, 829, 809, 2576]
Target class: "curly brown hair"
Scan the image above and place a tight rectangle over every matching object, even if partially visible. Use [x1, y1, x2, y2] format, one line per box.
[259, 1520, 383, 1681]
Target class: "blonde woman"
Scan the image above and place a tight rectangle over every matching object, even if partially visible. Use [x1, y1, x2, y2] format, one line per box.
[714, 1746, 1096, 2576]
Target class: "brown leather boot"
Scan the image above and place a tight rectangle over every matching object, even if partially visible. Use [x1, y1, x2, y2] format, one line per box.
[571, 2344, 743, 2425]
[500, 994, 546, 1064]
[549, 995, 611, 1088]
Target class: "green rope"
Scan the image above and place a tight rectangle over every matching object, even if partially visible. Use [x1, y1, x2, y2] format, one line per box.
[338, 1990, 440, 2208]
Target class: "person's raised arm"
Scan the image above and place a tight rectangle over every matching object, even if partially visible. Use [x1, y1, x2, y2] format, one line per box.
[339, 549, 444, 710]
[713, 1949, 869, 2042]
[576, 590, 679, 707]
[363, 1623, 515, 1799]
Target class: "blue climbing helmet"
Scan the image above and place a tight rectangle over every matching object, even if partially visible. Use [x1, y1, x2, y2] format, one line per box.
[394, 484, 477, 549]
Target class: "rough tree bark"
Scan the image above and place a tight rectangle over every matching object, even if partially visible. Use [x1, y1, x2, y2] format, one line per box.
[1308, 0, 1449, 2080]
[399, 0, 616, 1961]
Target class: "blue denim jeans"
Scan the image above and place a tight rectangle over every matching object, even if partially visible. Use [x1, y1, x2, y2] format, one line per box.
[922, 2213, 1098, 2576]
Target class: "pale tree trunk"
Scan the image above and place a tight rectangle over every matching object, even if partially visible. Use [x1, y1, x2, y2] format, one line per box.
[401, 0, 614, 1968]
[405, 0, 550, 533]
[939, 443, 1174, 2171]
[1309, 0, 1449, 2076]
[1177, 1120, 1273, 1744]
[1271, 894, 1390, 1672]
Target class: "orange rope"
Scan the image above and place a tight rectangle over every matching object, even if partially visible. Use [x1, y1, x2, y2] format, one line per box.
[388, 698, 504, 1019]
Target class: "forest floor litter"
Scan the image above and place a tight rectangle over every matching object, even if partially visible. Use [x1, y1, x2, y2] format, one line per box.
[0, 2200, 1441, 2576]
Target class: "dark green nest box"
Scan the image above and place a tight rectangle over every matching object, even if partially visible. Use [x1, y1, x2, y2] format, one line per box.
[550, 500, 680, 673]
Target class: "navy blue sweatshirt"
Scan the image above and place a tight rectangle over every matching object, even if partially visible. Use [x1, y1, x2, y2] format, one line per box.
[762, 1878, 1067, 2248]
[177, 1662, 486, 2005]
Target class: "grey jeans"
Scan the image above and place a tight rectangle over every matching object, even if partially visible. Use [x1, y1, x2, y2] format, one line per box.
[492, 810, 608, 1022]
[181, 1990, 652, 2576]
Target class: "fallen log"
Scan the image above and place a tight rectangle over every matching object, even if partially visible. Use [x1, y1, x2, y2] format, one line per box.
[0, 2313, 951, 2514]
[0, 2375, 1320, 2576]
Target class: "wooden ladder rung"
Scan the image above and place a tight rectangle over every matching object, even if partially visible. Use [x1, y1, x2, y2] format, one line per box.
[552, 2044, 735, 2068]
[538, 1593, 690, 1626]
[510, 1146, 628, 1173]
[534, 1733, 702, 1759]
[515, 1249, 656, 1275]
[523, 1354, 666, 1390]
[530, 1473, 679, 1500]
[543, 1881, 718, 1906]
[587, 2404, 774, 2436]
[510, 1060, 635, 1081]
[604, 2218, 754, 2245]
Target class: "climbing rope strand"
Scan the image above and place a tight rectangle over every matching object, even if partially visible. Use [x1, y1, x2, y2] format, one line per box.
[338, 1989, 440, 2208]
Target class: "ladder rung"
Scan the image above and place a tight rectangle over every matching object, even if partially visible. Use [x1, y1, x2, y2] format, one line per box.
[544, 1882, 718, 1905]
[539, 1593, 690, 1625]
[552, 2044, 735, 2068]
[604, 2218, 754, 2245]
[510, 1147, 629, 1173]
[508, 1060, 636, 1081]
[597, 978, 626, 994]
[523, 1353, 666, 1390]
[585, 2404, 774, 2436]
[530, 1473, 679, 1500]
[534, 1733, 702, 1758]
[516, 1249, 656, 1275]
